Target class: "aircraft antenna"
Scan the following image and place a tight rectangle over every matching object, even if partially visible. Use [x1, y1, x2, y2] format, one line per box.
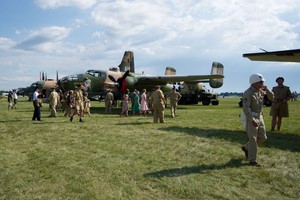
[259, 48, 268, 53]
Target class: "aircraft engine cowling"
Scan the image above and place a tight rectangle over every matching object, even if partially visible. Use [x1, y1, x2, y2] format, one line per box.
[179, 83, 190, 93]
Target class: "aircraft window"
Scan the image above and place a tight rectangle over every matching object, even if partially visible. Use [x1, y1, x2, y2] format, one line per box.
[86, 70, 95, 76]
[68, 75, 78, 81]
[100, 72, 106, 78]
[85, 70, 106, 78]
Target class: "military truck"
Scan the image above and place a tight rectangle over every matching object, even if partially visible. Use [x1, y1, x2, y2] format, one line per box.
[177, 83, 219, 105]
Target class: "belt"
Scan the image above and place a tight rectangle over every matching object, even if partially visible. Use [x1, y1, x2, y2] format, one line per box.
[273, 99, 284, 103]
[251, 111, 261, 117]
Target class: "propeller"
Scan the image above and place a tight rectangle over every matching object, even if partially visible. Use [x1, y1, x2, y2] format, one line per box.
[108, 70, 130, 93]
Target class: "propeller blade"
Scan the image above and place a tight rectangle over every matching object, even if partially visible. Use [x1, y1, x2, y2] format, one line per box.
[120, 70, 130, 80]
[108, 75, 117, 83]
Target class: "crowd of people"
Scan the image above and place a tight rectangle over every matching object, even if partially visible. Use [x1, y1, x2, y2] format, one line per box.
[24, 84, 183, 123]
[4, 76, 296, 168]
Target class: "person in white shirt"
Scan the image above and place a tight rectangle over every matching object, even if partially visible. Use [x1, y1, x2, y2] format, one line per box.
[11, 90, 18, 109]
[32, 87, 41, 121]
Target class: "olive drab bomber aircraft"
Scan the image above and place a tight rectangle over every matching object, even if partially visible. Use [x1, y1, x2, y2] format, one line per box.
[58, 51, 224, 102]
[22, 71, 59, 100]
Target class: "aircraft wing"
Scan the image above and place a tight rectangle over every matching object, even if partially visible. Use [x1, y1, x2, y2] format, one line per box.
[135, 74, 223, 85]
[243, 49, 300, 62]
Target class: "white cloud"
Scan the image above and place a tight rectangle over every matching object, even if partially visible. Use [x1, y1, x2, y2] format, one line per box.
[14, 26, 71, 52]
[0, 37, 16, 49]
[1, 0, 300, 92]
[35, 0, 97, 9]
[89, 0, 300, 55]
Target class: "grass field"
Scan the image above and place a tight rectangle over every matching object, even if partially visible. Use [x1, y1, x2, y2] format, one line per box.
[0, 97, 299, 200]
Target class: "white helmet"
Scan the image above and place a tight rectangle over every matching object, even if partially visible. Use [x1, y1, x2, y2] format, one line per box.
[249, 73, 265, 84]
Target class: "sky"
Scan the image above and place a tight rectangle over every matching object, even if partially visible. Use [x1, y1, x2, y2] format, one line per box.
[0, 0, 300, 93]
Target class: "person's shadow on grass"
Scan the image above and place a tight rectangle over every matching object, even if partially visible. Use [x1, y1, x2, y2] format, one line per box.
[144, 158, 245, 178]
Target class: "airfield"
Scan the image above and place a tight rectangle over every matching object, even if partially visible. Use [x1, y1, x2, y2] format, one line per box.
[1, 97, 299, 199]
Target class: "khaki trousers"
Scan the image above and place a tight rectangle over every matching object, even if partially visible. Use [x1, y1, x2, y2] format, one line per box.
[153, 103, 165, 123]
[105, 100, 113, 113]
[170, 101, 177, 117]
[243, 115, 267, 162]
[50, 103, 57, 117]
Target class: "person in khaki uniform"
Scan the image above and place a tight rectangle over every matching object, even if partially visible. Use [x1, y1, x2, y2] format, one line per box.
[70, 84, 84, 122]
[150, 85, 166, 123]
[48, 87, 59, 117]
[241, 73, 273, 167]
[269, 77, 292, 131]
[168, 87, 182, 118]
[105, 89, 114, 114]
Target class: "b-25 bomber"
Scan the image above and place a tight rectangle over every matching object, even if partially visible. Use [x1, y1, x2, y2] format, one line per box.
[58, 51, 224, 103]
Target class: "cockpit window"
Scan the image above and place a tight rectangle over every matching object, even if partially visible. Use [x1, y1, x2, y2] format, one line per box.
[86, 70, 106, 78]
[64, 75, 78, 81]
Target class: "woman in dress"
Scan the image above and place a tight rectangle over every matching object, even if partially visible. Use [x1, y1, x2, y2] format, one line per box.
[132, 91, 140, 115]
[120, 89, 130, 117]
[140, 89, 148, 116]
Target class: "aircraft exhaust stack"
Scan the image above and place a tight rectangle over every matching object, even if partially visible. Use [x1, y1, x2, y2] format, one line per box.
[209, 62, 224, 88]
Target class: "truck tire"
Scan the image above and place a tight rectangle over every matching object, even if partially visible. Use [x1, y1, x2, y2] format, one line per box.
[211, 100, 219, 105]
[202, 99, 210, 106]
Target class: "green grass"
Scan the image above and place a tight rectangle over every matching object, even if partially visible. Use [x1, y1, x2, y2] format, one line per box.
[0, 97, 299, 200]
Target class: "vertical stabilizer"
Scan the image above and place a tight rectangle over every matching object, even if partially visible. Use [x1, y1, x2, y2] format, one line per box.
[165, 67, 176, 75]
[118, 51, 135, 72]
[209, 62, 224, 88]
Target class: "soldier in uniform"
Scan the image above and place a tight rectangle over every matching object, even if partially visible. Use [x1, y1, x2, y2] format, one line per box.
[168, 87, 182, 118]
[48, 87, 59, 117]
[269, 77, 293, 131]
[105, 89, 114, 114]
[70, 84, 84, 122]
[241, 73, 273, 167]
[150, 85, 166, 123]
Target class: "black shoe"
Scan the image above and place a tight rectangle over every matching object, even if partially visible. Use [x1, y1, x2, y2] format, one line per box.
[241, 146, 248, 159]
[70, 116, 73, 122]
[249, 162, 261, 167]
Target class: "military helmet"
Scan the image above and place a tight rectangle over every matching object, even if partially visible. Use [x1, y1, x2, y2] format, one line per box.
[249, 73, 265, 84]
